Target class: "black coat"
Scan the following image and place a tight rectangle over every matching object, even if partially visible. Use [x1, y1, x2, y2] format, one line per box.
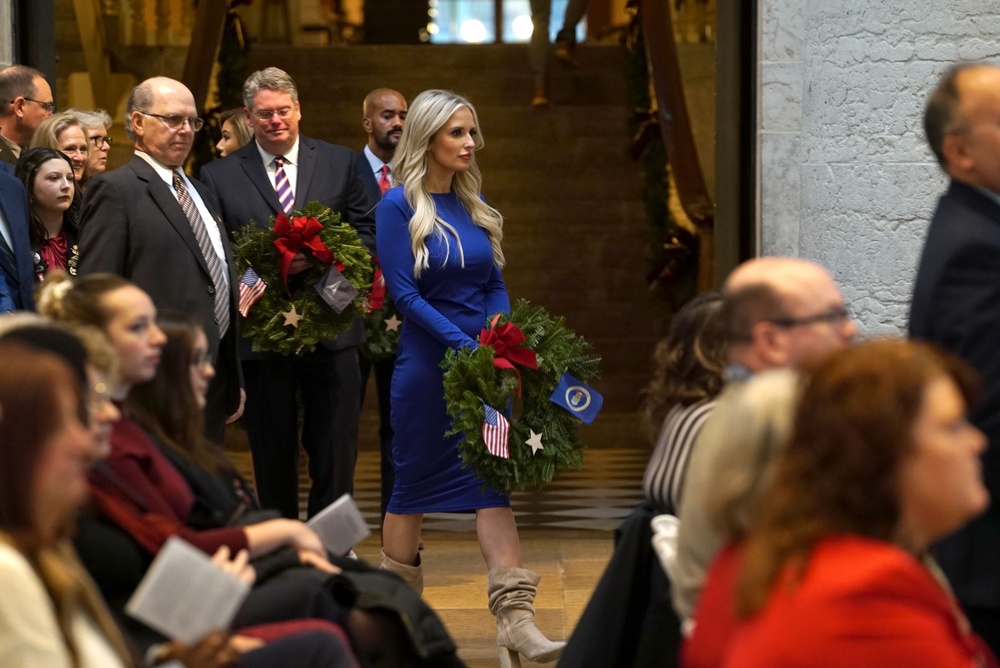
[910, 179, 1000, 608]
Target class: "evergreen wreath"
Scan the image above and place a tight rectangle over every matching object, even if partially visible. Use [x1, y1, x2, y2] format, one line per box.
[361, 297, 401, 361]
[233, 202, 373, 356]
[442, 299, 601, 495]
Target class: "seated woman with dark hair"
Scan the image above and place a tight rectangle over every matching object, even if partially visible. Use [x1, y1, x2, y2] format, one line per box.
[0, 328, 362, 668]
[37, 273, 460, 668]
[641, 291, 727, 514]
[685, 339, 998, 668]
[14, 147, 81, 280]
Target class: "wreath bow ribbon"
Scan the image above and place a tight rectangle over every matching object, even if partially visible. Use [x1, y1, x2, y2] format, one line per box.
[271, 213, 338, 290]
[367, 256, 387, 312]
[479, 313, 538, 396]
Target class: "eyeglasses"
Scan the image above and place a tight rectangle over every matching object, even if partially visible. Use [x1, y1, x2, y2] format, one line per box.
[17, 97, 55, 113]
[89, 135, 113, 148]
[251, 107, 294, 122]
[769, 306, 852, 329]
[140, 112, 205, 132]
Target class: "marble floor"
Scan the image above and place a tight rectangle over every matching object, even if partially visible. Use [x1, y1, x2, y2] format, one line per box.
[227, 444, 648, 666]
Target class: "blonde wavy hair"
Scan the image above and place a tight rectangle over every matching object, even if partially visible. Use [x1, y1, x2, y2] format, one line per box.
[391, 89, 504, 278]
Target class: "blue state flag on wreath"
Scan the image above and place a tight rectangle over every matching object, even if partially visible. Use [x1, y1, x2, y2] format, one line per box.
[482, 404, 511, 459]
[549, 372, 603, 425]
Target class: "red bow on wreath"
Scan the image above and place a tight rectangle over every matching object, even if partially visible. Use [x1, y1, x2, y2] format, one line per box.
[367, 255, 387, 313]
[479, 313, 539, 396]
[271, 213, 337, 291]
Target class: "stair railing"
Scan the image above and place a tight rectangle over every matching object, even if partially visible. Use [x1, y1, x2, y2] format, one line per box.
[639, 0, 716, 290]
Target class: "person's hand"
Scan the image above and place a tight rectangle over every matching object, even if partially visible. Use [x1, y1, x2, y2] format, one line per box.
[225, 388, 246, 424]
[297, 548, 342, 574]
[227, 634, 265, 654]
[211, 546, 256, 586]
[288, 252, 310, 275]
[165, 630, 237, 667]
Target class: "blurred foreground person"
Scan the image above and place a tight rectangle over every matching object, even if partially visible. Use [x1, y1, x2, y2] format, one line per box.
[685, 340, 998, 668]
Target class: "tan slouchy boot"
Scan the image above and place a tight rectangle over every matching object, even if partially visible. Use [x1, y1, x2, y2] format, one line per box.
[379, 549, 424, 595]
[488, 566, 565, 667]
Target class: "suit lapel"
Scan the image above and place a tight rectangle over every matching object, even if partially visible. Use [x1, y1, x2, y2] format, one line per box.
[295, 136, 317, 209]
[240, 141, 283, 216]
[130, 157, 211, 278]
[0, 176, 32, 286]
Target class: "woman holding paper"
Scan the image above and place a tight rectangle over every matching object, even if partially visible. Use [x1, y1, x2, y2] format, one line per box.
[38, 273, 457, 666]
[0, 328, 362, 668]
[376, 89, 564, 666]
[0, 339, 135, 667]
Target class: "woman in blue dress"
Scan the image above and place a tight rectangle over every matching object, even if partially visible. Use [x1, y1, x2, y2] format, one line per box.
[376, 89, 564, 667]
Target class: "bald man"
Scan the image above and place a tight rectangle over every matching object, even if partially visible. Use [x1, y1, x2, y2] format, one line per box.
[356, 88, 407, 518]
[671, 257, 856, 621]
[910, 63, 1000, 652]
[78, 77, 241, 443]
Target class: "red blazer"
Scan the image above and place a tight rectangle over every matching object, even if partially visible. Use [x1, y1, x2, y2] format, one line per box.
[684, 535, 997, 668]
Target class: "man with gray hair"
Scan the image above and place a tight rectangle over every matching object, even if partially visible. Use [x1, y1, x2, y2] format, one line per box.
[77, 77, 241, 443]
[910, 62, 1000, 653]
[201, 67, 376, 520]
[0, 65, 54, 164]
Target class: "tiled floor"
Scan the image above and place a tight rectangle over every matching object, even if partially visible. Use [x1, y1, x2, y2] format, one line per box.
[227, 441, 649, 666]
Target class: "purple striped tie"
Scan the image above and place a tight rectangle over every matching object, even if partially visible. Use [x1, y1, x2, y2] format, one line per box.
[274, 155, 294, 215]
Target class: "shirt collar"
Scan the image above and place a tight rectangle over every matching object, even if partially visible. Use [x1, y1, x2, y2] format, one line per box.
[723, 363, 755, 384]
[973, 185, 1000, 209]
[134, 149, 181, 182]
[363, 145, 388, 174]
[256, 136, 300, 167]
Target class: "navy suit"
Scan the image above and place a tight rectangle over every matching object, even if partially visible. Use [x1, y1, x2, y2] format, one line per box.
[355, 150, 397, 517]
[910, 179, 1000, 651]
[200, 137, 377, 519]
[0, 169, 35, 310]
[77, 155, 242, 442]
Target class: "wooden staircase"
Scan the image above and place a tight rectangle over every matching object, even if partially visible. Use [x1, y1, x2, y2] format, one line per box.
[248, 44, 663, 449]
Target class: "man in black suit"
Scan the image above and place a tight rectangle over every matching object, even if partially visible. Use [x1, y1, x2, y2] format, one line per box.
[200, 67, 377, 519]
[356, 87, 407, 518]
[910, 63, 1000, 654]
[77, 77, 242, 444]
[0, 169, 34, 310]
[0, 65, 54, 164]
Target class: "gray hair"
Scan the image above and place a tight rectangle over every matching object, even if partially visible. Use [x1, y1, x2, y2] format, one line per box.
[0, 65, 43, 115]
[68, 108, 112, 131]
[124, 80, 156, 141]
[28, 112, 88, 152]
[243, 67, 298, 110]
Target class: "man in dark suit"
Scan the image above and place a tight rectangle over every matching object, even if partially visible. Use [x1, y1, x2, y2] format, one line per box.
[200, 67, 377, 519]
[0, 169, 34, 310]
[910, 63, 1000, 654]
[0, 65, 54, 164]
[356, 87, 407, 518]
[77, 77, 242, 444]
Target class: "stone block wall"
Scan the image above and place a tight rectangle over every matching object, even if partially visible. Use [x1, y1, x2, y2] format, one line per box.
[758, 1, 1000, 335]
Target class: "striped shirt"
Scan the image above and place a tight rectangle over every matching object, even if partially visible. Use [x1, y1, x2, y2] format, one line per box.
[642, 398, 717, 515]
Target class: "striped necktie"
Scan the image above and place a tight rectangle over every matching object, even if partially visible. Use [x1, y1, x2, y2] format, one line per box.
[172, 170, 230, 338]
[274, 155, 294, 215]
[378, 165, 391, 195]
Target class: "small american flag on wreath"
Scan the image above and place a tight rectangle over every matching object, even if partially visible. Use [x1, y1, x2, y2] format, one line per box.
[481, 403, 510, 459]
[238, 267, 267, 317]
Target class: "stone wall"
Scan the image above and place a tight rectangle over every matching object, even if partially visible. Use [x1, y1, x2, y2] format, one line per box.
[758, 1, 1000, 335]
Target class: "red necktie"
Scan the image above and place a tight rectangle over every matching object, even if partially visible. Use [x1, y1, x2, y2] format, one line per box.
[378, 165, 391, 195]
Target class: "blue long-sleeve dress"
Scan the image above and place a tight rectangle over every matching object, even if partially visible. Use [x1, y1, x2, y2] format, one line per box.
[375, 188, 510, 513]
